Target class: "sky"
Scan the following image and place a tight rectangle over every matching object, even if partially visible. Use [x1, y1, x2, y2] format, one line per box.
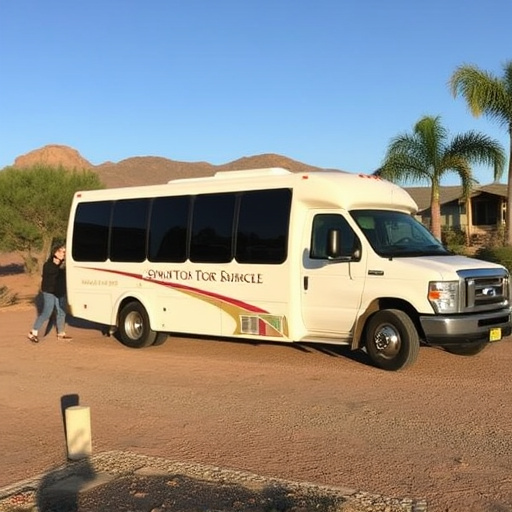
[1, 0, 511, 186]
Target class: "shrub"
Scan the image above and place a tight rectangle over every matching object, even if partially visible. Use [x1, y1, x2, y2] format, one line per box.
[448, 244, 470, 256]
[474, 246, 512, 272]
[441, 227, 469, 255]
[0, 164, 103, 274]
[488, 225, 507, 248]
[442, 227, 466, 246]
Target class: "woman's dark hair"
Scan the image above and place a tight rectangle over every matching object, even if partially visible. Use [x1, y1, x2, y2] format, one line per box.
[50, 245, 66, 261]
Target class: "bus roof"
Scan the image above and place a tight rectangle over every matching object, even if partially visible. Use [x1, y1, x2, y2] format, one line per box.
[170, 167, 292, 183]
[74, 168, 418, 214]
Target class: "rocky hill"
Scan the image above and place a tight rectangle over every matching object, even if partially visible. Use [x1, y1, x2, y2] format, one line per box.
[11, 144, 334, 188]
[14, 144, 93, 170]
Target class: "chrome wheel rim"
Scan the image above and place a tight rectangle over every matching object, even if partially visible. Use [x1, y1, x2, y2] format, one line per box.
[373, 324, 401, 358]
[125, 311, 143, 340]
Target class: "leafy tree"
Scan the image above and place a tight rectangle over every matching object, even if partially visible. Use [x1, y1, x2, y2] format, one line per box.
[450, 61, 512, 244]
[0, 165, 103, 272]
[377, 115, 504, 240]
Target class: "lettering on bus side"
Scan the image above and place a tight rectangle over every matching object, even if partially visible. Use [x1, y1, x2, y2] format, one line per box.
[220, 270, 263, 283]
[81, 279, 118, 286]
[143, 269, 263, 284]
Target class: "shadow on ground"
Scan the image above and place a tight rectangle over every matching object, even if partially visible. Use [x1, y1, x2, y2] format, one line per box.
[2, 463, 347, 512]
[0, 262, 24, 276]
[79, 473, 345, 512]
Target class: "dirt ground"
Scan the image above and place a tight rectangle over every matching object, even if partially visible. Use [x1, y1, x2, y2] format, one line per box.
[2, 252, 512, 512]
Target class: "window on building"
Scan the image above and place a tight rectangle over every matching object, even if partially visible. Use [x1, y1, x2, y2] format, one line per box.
[472, 198, 498, 226]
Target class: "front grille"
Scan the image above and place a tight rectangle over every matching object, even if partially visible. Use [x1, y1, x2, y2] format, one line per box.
[459, 268, 509, 312]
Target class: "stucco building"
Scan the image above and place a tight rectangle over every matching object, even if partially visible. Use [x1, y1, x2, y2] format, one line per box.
[405, 183, 507, 244]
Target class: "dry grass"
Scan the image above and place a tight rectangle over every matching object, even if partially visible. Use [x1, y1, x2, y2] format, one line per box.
[0, 286, 18, 307]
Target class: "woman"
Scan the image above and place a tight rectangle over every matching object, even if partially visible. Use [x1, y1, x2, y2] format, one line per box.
[27, 244, 72, 343]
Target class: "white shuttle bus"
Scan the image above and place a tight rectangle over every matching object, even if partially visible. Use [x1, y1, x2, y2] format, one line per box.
[66, 168, 511, 370]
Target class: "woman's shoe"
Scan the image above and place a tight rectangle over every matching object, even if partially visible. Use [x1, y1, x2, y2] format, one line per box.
[27, 333, 39, 343]
[57, 333, 73, 340]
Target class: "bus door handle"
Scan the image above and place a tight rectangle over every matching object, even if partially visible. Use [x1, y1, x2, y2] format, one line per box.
[303, 276, 309, 290]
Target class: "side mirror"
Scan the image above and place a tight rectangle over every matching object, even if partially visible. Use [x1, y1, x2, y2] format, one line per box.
[327, 229, 341, 259]
[327, 229, 360, 261]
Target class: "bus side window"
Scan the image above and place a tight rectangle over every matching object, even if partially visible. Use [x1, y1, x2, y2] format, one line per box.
[110, 199, 149, 262]
[149, 196, 189, 263]
[236, 188, 292, 264]
[310, 214, 360, 261]
[72, 201, 112, 262]
[190, 193, 235, 263]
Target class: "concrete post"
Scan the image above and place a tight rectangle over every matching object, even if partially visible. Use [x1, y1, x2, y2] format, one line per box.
[65, 405, 92, 460]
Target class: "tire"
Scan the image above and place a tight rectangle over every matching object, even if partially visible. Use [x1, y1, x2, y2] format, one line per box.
[444, 342, 487, 356]
[365, 309, 420, 371]
[152, 332, 169, 346]
[117, 301, 157, 349]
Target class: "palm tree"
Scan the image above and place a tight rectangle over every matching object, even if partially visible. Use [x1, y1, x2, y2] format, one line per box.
[450, 61, 512, 244]
[378, 115, 504, 240]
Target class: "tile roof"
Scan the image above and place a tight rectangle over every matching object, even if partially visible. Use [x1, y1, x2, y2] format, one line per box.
[405, 183, 507, 212]
[478, 183, 508, 198]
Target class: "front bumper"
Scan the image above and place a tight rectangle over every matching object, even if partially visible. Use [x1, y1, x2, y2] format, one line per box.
[420, 307, 512, 345]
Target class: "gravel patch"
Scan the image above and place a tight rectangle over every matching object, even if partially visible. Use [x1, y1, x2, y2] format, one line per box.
[0, 451, 427, 511]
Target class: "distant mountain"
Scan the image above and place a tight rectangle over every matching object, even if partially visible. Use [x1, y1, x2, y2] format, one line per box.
[14, 144, 93, 170]
[12, 144, 334, 188]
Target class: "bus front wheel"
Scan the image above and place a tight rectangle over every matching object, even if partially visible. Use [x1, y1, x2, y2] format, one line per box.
[364, 309, 420, 371]
[117, 301, 158, 348]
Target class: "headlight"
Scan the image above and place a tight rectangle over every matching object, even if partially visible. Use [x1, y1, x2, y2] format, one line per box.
[428, 281, 459, 313]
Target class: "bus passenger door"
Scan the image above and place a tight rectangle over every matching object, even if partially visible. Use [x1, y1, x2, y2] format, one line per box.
[301, 212, 366, 339]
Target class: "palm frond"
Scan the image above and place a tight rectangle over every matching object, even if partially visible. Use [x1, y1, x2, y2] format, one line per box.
[414, 116, 447, 168]
[448, 132, 505, 182]
[440, 155, 476, 198]
[450, 63, 512, 128]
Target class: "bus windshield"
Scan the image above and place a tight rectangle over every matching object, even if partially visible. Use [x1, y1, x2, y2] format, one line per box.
[350, 210, 450, 257]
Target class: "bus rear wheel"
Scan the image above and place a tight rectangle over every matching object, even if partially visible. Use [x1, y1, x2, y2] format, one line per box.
[364, 309, 420, 371]
[117, 301, 158, 348]
[152, 332, 169, 346]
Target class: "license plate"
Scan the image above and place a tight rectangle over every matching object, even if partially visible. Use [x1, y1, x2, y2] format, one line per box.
[489, 327, 502, 342]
